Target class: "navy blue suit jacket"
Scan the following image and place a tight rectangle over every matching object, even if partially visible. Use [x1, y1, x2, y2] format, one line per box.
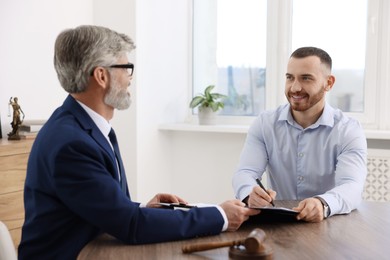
[18, 95, 223, 259]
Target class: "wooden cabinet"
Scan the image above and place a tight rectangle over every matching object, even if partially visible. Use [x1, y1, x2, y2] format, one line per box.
[0, 138, 34, 249]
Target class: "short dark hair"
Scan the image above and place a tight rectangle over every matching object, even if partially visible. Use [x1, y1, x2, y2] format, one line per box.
[290, 47, 332, 70]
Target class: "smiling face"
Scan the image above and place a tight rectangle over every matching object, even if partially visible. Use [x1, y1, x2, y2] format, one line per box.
[285, 55, 333, 114]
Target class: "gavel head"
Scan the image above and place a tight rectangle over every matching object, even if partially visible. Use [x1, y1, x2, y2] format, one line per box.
[244, 228, 267, 253]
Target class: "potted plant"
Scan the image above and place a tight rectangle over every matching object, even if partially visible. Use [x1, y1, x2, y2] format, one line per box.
[189, 85, 227, 125]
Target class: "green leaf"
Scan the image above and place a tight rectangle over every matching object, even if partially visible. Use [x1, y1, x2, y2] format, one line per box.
[189, 96, 205, 108]
[211, 93, 227, 99]
[190, 84, 226, 111]
[210, 102, 219, 111]
[204, 85, 215, 95]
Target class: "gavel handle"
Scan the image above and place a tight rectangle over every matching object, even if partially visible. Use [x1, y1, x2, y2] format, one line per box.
[182, 239, 244, 253]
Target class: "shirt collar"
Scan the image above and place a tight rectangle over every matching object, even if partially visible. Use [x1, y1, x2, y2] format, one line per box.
[316, 103, 335, 128]
[278, 103, 335, 129]
[76, 100, 112, 138]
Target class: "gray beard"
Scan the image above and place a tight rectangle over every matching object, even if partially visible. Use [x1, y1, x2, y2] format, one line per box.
[104, 81, 131, 110]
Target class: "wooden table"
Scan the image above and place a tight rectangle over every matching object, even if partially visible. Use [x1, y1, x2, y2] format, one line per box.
[78, 201, 390, 259]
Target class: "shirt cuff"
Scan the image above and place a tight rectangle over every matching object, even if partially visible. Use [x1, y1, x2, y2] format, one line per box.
[215, 205, 228, 231]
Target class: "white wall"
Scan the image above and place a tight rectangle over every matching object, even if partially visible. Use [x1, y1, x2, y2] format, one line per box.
[135, 0, 193, 201]
[0, 0, 93, 131]
[167, 131, 245, 204]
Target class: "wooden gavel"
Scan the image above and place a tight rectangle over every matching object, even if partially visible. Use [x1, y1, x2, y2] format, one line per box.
[182, 228, 267, 254]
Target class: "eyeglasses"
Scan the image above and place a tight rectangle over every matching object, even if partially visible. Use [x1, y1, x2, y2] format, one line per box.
[90, 63, 134, 76]
[109, 63, 134, 76]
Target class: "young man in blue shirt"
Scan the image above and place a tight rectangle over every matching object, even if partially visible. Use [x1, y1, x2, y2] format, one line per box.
[233, 47, 367, 222]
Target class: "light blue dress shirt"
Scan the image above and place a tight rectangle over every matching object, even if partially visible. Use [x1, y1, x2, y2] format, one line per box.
[232, 103, 367, 217]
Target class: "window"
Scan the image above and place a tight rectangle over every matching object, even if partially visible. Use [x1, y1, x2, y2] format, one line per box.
[292, 0, 367, 113]
[192, 0, 390, 131]
[193, 0, 267, 117]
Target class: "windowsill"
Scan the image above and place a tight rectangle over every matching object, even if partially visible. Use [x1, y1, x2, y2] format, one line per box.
[364, 130, 390, 140]
[159, 123, 390, 140]
[159, 123, 249, 134]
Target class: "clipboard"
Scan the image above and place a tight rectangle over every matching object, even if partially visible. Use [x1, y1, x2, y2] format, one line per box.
[247, 206, 299, 223]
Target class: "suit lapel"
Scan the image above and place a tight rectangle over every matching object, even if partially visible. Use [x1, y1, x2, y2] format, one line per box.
[61, 95, 119, 180]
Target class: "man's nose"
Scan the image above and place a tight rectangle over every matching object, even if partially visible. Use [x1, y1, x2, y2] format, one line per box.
[290, 80, 302, 92]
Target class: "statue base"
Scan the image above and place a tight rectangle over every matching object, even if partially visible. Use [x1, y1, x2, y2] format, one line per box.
[8, 134, 21, 141]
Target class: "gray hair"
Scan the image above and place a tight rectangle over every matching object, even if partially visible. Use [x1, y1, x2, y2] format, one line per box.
[54, 25, 135, 93]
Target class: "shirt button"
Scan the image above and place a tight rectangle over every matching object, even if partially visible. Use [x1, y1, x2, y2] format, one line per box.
[298, 153, 304, 157]
[298, 176, 304, 181]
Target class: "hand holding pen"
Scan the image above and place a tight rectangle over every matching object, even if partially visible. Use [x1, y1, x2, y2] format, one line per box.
[256, 178, 275, 207]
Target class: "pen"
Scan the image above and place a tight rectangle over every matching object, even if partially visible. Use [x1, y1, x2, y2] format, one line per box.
[256, 178, 275, 207]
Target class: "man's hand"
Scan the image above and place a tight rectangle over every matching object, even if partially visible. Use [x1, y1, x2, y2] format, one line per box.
[146, 193, 187, 208]
[247, 186, 277, 207]
[219, 200, 260, 231]
[293, 198, 324, 222]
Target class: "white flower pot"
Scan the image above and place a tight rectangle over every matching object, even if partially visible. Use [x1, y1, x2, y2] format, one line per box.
[198, 106, 217, 125]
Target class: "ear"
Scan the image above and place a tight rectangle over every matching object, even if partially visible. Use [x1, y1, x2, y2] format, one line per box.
[91, 67, 110, 89]
[325, 75, 335, 91]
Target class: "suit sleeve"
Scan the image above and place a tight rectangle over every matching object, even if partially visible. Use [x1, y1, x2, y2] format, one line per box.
[52, 138, 224, 244]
